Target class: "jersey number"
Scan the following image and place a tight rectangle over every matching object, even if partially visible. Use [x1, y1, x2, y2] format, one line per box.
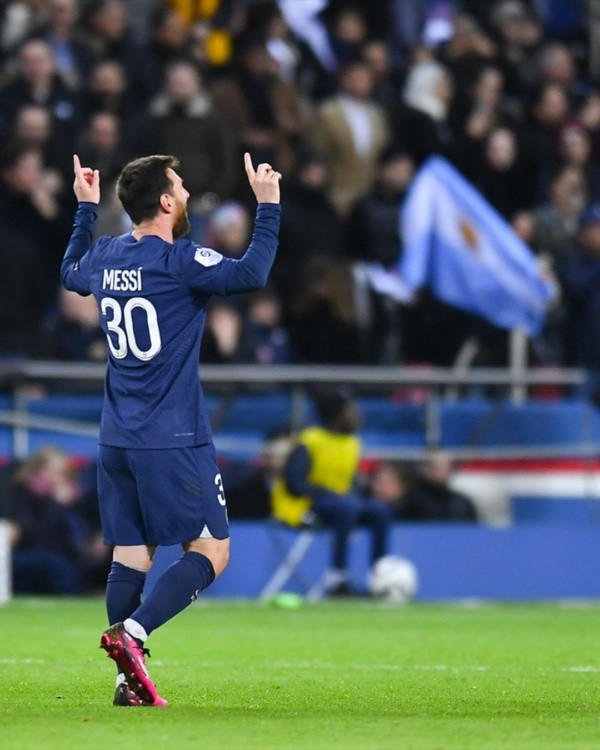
[101, 297, 162, 361]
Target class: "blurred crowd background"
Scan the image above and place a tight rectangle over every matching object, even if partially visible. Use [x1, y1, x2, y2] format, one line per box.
[0, 0, 595, 372]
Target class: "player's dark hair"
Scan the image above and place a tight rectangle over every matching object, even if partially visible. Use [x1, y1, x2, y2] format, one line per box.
[116, 154, 179, 224]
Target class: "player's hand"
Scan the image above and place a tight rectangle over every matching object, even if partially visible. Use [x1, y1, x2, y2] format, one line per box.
[73, 154, 100, 204]
[244, 152, 281, 204]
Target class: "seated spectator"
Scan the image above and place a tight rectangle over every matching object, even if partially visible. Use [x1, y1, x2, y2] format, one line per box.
[225, 428, 293, 520]
[403, 451, 478, 522]
[4, 447, 109, 594]
[272, 391, 394, 596]
[368, 461, 410, 519]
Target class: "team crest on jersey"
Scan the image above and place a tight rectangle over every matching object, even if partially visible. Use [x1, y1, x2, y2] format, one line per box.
[194, 247, 223, 267]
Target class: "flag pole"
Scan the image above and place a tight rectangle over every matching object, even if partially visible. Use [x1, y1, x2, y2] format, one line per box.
[509, 328, 528, 403]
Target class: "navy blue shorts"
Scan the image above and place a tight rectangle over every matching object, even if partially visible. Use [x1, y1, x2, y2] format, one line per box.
[98, 444, 229, 546]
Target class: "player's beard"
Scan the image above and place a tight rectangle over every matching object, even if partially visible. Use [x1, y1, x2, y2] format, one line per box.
[172, 201, 190, 240]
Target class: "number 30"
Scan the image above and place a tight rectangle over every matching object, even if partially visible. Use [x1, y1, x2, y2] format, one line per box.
[101, 296, 162, 361]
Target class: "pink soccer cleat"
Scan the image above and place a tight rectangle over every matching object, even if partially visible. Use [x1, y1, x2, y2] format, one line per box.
[101, 623, 168, 707]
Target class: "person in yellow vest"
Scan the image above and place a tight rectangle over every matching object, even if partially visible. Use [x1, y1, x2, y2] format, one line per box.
[271, 391, 393, 596]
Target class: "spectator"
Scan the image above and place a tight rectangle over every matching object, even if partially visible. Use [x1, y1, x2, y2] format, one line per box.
[212, 39, 308, 177]
[5, 447, 109, 594]
[474, 125, 530, 219]
[0, 220, 44, 356]
[201, 301, 252, 365]
[143, 60, 238, 202]
[144, 5, 189, 97]
[45, 287, 106, 362]
[347, 147, 414, 265]
[520, 82, 570, 202]
[272, 390, 394, 596]
[531, 164, 588, 271]
[487, 0, 543, 96]
[288, 259, 364, 364]
[245, 289, 292, 365]
[10, 102, 71, 177]
[403, 451, 478, 522]
[395, 56, 454, 166]
[310, 58, 390, 215]
[226, 428, 293, 520]
[0, 1, 46, 54]
[76, 110, 126, 186]
[557, 121, 600, 200]
[82, 59, 140, 147]
[368, 461, 410, 520]
[327, 4, 369, 67]
[275, 148, 343, 300]
[346, 147, 416, 363]
[206, 200, 251, 257]
[31, 0, 95, 86]
[562, 204, 600, 400]
[440, 13, 496, 96]
[0, 143, 71, 311]
[361, 39, 400, 115]
[0, 39, 79, 146]
[82, 0, 150, 107]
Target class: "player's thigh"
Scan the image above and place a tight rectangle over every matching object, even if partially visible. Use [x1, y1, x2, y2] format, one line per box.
[130, 445, 230, 547]
[98, 445, 147, 546]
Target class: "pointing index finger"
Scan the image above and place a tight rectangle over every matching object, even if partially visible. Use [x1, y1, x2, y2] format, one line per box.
[244, 152, 255, 179]
[73, 154, 82, 175]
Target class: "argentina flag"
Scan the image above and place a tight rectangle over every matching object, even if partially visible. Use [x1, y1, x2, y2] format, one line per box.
[374, 156, 557, 337]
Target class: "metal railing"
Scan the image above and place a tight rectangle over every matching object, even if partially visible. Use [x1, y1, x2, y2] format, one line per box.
[0, 360, 591, 460]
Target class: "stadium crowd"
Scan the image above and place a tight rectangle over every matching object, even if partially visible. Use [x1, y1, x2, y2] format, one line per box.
[0, 0, 594, 371]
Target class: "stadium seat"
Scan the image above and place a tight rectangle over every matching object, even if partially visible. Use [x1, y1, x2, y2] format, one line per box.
[440, 399, 594, 447]
[511, 496, 600, 525]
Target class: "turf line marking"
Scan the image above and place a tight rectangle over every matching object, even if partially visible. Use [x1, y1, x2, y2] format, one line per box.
[561, 666, 600, 673]
[0, 658, 45, 664]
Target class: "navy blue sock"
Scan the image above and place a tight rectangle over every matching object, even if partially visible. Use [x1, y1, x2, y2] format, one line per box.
[106, 561, 146, 625]
[106, 562, 146, 676]
[129, 552, 215, 637]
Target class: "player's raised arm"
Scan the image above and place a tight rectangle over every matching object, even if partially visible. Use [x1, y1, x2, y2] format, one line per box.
[244, 152, 281, 204]
[61, 155, 101, 293]
[73, 154, 101, 204]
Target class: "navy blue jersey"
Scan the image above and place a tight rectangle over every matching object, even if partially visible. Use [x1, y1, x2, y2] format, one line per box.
[61, 201, 280, 448]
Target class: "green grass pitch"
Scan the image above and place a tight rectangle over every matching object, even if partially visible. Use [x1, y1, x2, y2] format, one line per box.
[1, 597, 599, 750]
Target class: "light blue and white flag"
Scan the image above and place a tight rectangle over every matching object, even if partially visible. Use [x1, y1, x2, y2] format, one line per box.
[370, 156, 557, 336]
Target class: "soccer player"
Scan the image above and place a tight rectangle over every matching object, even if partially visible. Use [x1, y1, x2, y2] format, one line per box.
[61, 152, 281, 706]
